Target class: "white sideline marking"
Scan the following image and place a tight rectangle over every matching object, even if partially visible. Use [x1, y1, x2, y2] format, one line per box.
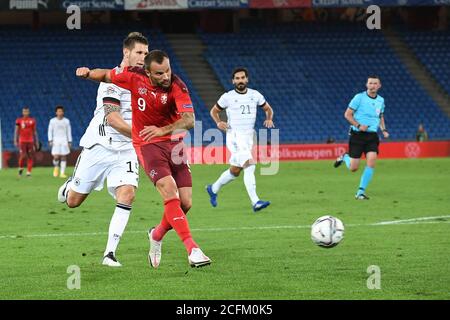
[371, 215, 450, 225]
[0, 215, 449, 240]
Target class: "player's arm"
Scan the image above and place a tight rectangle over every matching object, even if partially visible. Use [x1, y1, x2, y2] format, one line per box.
[76, 67, 112, 83]
[104, 102, 132, 138]
[14, 124, 19, 148]
[379, 114, 389, 139]
[140, 79, 195, 140]
[344, 108, 368, 132]
[210, 104, 228, 131]
[163, 112, 195, 133]
[139, 113, 195, 141]
[261, 103, 275, 128]
[33, 121, 39, 148]
[67, 120, 72, 148]
[48, 120, 53, 147]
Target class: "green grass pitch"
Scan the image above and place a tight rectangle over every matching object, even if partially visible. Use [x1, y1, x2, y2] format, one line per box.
[0, 158, 449, 299]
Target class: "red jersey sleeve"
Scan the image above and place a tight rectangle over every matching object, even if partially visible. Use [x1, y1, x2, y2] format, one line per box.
[15, 118, 21, 126]
[110, 66, 134, 91]
[172, 76, 194, 113]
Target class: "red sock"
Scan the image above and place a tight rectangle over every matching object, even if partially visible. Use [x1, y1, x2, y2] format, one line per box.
[152, 205, 191, 241]
[164, 198, 198, 254]
[27, 159, 33, 173]
[18, 158, 24, 169]
[152, 214, 172, 241]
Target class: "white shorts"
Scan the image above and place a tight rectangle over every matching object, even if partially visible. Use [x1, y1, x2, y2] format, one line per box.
[71, 144, 139, 199]
[51, 142, 70, 156]
[226, 130, 255, 167]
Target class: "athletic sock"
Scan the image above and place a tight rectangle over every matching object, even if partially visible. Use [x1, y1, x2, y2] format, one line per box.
[211, 169, 237, 194]
[60, 160, 67, 175]
[18, 158, 24, 169]
[357, 166, 374, 196]
[163, 198, 198, 254]
[243, 165, 260, 205]
[27, 159, 33, 173]
[104, 203, 131, 256]
[343, 154, 351, 169]
[152, 201, 193, 241]
[152, 214, 172, 241]
[53, 159, 59, 167]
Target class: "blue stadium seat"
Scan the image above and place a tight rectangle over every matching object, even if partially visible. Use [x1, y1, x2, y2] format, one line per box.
[0, 26, 207, 150]
[1, 23, 450, 150]
[199, 22, 450, 143]
[400, 29, 450, 95]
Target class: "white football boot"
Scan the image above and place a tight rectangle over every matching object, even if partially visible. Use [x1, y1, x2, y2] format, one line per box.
[102, 252, 122, 267]
[188, 248, 211, 268]
[148, 228, 162, 268]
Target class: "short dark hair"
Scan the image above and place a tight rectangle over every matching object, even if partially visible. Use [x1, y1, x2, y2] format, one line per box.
[123, 32, 149, 50]
[144, 50, 169, 70]
[367, 75, 381, 82]
[232, 67, 249, 79]
[55, 105, 64, 112]
[22, 106, 29, 110]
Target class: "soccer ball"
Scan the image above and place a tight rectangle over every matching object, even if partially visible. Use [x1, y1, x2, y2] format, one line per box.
[311, 215, 345, 248]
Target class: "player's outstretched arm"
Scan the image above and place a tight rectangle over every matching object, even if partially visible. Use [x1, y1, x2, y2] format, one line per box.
[76, 67, 112, 83]
[139, 113, 195, 141]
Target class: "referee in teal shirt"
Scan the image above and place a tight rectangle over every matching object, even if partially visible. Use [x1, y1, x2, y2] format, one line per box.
[334, 76, 389, 199]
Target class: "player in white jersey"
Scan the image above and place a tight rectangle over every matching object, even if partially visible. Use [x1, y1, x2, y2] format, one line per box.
[48, 106, 72, 178]
[57, 32, 149, 267]
[206, 67, 275, 212]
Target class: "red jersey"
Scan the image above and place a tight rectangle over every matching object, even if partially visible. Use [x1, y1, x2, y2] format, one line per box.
[110, 66, 194, 147]
[15, 117, 36, 143]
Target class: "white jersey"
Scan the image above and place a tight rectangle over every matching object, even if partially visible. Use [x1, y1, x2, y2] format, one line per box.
[48, 117, 72, 143]
[217, 88, 266, 132]
[79, 79, 132, 151]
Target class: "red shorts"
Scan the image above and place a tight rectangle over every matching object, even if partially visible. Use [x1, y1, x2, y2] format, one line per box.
[135, 140, 192, 188]
[19, 142, 35, 157]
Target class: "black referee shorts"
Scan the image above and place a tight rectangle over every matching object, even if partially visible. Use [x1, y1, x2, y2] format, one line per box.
[348, 130, 380, 159]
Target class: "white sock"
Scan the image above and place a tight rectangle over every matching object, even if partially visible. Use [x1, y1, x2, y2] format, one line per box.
[60, 160, 67, 175]
[243, 165, 259, 205]
[53, 159, 59, 167]
[104, 203, 131, 256]
[212, 169, 237, 194]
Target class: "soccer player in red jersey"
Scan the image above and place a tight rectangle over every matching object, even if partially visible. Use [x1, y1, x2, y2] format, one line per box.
[76, 50, 211, 268]
[14, 106, 39, 177]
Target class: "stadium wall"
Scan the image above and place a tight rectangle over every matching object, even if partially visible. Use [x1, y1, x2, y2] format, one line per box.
[186, 141, 450, 163]
[2, 149, 82, 168]
[2, 141, 449, 168]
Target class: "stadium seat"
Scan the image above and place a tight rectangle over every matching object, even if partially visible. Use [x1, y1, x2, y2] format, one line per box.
[1, 23, 450, 150]
[0, 26, 206, 150]
[199, 22, 450, 143]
